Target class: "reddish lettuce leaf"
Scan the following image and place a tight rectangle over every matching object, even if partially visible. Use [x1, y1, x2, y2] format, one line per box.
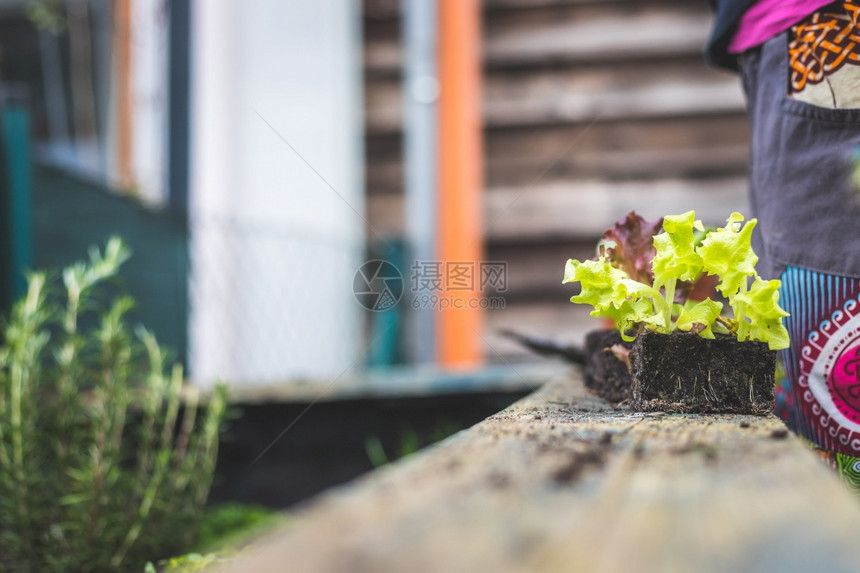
[598, 212, 664, 285]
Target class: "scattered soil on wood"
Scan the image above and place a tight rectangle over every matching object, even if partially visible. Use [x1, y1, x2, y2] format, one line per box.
[671, 441, 720, 461]
[630, 331, 775, 415]
[487, 472, 511, 488]
[770, 428, 789, 440]
[583, 330, 633, 404]
[551, 446, 607, 485]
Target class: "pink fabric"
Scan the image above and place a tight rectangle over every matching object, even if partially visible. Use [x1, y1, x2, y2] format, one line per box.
[728, 0, 835, 53]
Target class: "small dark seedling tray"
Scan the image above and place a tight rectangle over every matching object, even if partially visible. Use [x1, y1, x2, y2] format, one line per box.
[582, 329, 776, 414]
[630, 331, 775, 414]
[583, 330, 633, 404]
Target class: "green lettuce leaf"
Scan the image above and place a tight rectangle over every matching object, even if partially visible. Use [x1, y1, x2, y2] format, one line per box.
[651, 211, 705, 286]
[563, 258, 659, 340]
[732, 277, 790, 350]
[676, 298, 724, 339]
[696, 212, 759, 298]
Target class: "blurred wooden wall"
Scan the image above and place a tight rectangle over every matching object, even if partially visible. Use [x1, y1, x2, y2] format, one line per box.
[362, 0, 749, 360]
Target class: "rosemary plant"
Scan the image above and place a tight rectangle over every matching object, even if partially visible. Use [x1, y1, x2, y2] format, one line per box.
[0, 238, 227, 572]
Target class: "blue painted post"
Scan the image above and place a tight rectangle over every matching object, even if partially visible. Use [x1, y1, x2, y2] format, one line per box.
[403, 0, 438, 364]
[2, 105, 33, 300]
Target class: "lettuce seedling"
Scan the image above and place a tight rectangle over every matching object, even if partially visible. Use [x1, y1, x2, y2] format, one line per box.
[597, 212, 664, 285]
[563, 211, 790, 350]
[597, 211, 713, 304]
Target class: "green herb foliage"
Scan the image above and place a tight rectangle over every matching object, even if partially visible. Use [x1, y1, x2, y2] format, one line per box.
[0, 238, 227, 572]
[563, 211, 790, 350]
[364, 421, 463, 468]
[145, 504, 284, 572]
[194, 503, 280, 553]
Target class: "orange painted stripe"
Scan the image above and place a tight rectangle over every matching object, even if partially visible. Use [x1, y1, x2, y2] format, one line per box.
[437, 0, 484, 368]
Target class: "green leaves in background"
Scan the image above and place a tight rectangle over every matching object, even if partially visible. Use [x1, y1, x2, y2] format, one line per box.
[0, 238, 228, 572]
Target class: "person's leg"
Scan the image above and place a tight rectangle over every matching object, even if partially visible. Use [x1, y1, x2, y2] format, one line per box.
[741, 1, 860, 491]
[776, 267, 860, 492]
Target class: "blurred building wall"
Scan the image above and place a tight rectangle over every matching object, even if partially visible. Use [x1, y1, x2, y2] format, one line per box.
[130, 0, 168, 204]
[190, 1, 365, 386]
[30, 164, 189, 365]
[1, 4, 188, 363]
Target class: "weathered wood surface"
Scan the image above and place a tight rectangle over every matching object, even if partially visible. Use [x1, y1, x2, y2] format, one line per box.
[368, 115, 750, 194]
[367, 63, 743, 134]
[225, 370, 860, 572]
[368, 176, 749, 240]
[366, 2, 717, 75]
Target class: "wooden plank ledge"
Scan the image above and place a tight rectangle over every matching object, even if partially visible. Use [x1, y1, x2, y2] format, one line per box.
[224, 369, 860, 572]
